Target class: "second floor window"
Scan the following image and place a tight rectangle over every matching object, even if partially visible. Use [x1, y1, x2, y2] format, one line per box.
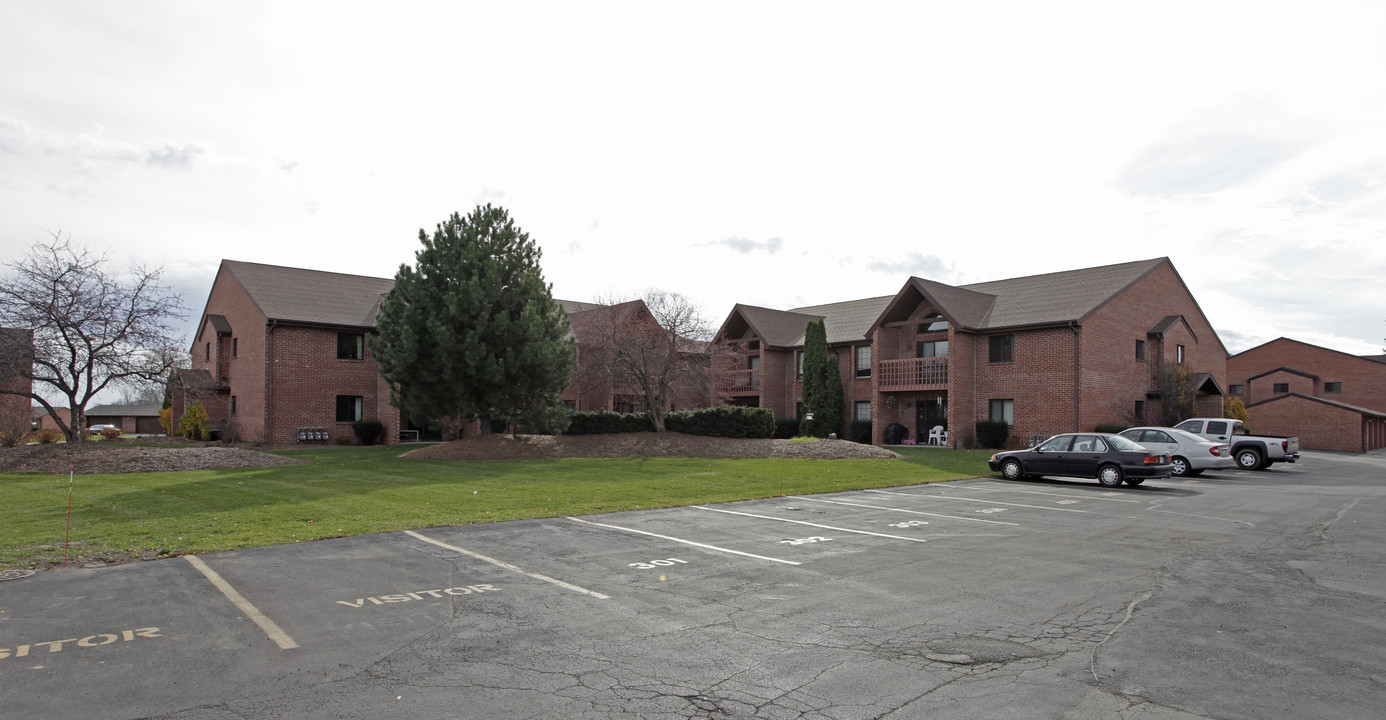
[796, 351, 804, 381]
[855, 345, 871, 378]
[338, 333, 365, 360]
[1325, 381, 1342, 393]
[989, 335, 1014, 363]
[917, 340, 948, 358]
[1230, 384, 1243, 395]
[1273, 383, 1289, 394]
[1177, 344, 1185, 363]
[1135, 339, 1145, 361]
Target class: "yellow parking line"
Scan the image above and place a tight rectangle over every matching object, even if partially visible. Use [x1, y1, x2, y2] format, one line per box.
[184, 555, 299, 650]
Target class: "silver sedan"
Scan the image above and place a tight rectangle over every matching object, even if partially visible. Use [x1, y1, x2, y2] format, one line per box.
[1118, 426, 1234, 477]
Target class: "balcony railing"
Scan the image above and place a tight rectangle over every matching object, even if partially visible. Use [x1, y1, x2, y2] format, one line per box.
[878, 356, 948, 391]
[718, 369, 761, 394]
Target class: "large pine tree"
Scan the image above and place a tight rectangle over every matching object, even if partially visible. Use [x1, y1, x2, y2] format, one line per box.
[372, 205, 574, 435]
[799, 319, 845, 438]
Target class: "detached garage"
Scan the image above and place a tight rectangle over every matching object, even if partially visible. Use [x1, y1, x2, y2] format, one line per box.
[1246, 393, 1386, 453]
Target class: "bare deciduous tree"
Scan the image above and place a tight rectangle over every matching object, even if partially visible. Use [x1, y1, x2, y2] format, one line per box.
[571, 290, 716, 432]
[0, 232, 187, 441]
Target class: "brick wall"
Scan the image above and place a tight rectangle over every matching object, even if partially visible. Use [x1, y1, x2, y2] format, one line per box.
[1247, 394, 1372, 453]
[1, 329, 33, 433]
[1229, 338, 1386, 412]
[264, 325, 398, 444]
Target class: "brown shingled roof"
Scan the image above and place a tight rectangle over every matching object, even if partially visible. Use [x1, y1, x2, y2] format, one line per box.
[958, 257, 1167, 329]
[787, 296, 894, 345]
[222, 260, 396, 328]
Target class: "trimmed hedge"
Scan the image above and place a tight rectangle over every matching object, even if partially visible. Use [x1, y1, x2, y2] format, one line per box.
[665, 406, 774, 438]
[849, 420, 872, 444]
[565, 410, 654, 435]
[974, 420, 1010, 449]
[1093, 423, 1127, 434]
[773, 417, 800, 439]
[564, 406, 774, 439]
[352, 420, 384, 445]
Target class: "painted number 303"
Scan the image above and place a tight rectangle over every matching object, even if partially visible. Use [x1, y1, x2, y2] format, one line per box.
[629, 558, 688, 570]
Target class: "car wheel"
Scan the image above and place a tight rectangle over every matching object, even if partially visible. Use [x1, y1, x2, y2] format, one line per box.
[1000, 458, 1024, 480]
[1124, 477, 1145, 486]
[1170, 456, 1190, 477]
[1097, 464, 1124, 488]
[1235, 448, 1264, 471]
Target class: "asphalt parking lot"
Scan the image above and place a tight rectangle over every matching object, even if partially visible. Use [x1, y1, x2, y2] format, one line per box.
[3, 451, 1384, 719]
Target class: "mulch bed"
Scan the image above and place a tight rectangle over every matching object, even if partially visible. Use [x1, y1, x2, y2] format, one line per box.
[0, 442, 308, 475]
[404, 432, 902, 461]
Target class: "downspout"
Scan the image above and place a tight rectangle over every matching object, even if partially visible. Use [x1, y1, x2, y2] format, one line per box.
[1069, 320, 1081, 432]
[267, 320, 276, 443]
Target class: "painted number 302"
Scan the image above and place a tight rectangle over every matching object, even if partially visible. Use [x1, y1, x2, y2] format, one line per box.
[780, 536, 830, 546]
[629, 558, 688, 570]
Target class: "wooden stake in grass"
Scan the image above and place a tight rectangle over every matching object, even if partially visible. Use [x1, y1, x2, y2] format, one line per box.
[63, 466, 74, 567]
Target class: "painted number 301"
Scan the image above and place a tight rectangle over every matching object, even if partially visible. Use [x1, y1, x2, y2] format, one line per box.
[780, 536, 830, 545]
[629, 558, 688, 570]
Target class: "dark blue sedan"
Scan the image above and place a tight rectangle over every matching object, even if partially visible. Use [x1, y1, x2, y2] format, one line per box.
[987, 433, 1173, 487]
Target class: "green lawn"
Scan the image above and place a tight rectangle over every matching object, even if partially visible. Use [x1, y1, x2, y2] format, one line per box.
[0, 445, 994, 570]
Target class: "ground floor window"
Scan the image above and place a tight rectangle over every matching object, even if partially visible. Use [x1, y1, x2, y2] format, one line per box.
[854, 401, 871, 422]
[336, 395, 363, 422]
[989, 398, 1014, 425]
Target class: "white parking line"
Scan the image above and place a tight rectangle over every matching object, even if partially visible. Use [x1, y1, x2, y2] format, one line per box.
[785, 495, 1019, 525]
[1145, 503, 1256, 527]
[405, 530, 611, 599]
[866, 489, 1089, 513]
[567, 517, 801, 565]
[184, 555, 299, 650]
[953, 485, 1142, 503]
[691, 506, 930, 542]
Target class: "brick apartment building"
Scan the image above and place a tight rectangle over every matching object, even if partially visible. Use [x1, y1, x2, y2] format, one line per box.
[715, 258, 1228, 448]
[0, 328, 33, 434]
[1227, 338, 1386, 452]
[563, 299, 714, 414]
[176, 260, 700, 444]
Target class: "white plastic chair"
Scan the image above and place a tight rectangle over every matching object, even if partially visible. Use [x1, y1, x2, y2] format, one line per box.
[928, 425, 946, 446]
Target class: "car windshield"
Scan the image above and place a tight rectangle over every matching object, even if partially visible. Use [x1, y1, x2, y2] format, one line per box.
[1107, 434, 1144, 452]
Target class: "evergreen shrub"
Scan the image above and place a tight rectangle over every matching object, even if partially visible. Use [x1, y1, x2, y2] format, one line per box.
[974, 420, 1010, 449]
[849, 420, 872, 444]
[352, 420, 384, 445]
[565, 410, 655, 435]
[773, 417, 800, 439]
[665, 406, 774, 438]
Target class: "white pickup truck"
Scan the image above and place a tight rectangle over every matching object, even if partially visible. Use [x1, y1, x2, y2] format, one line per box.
[1174, 418, 1300, 471]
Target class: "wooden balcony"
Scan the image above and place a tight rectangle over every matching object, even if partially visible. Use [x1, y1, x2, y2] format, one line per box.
[718, 369, 760, 395]
[878, 356, 948, 391]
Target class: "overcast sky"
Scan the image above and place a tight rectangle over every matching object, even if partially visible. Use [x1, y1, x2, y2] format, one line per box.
[3, 1, 1384, 360]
